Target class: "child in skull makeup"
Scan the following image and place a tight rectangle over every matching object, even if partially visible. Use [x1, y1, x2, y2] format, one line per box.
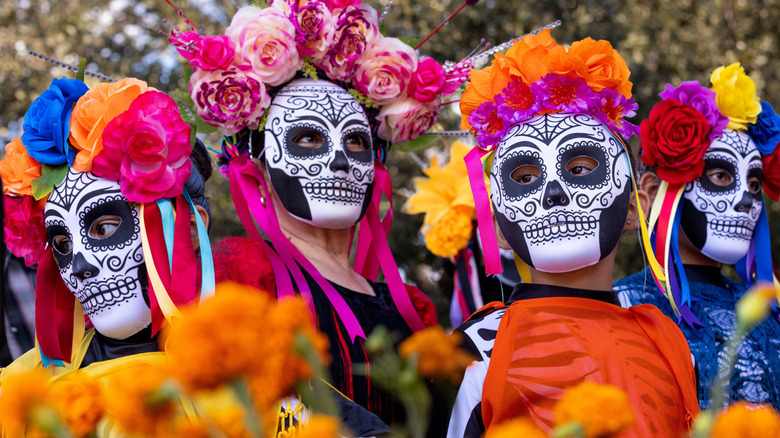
[446, 31, 700, 437]
[0, 76, 213, 381]
[614, 64, 780, 410]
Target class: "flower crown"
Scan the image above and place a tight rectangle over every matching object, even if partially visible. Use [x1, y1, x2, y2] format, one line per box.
[1, 76, 193, 266]
[639, 62, 780, 198]
[460, 29, 638, 150]
[170, 0, 470, 146]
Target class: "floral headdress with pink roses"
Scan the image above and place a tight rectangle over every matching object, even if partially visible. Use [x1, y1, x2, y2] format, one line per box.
[638, 62, 780, 325]
[1, 74, 215, 363]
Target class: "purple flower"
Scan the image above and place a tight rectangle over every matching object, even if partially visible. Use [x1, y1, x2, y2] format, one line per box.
[748, 101, 780, 155]
[531, 74, 600, 114]
[590, 88, 640, 139]
[659, 81, 728, 140]
[469, 101, 506, 149]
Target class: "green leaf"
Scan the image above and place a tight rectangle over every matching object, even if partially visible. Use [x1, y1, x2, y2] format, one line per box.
[398, 37, 421, 48]
[31, 164, 68, 200]
[392, 135, 439, 152]
[76, 58, 86, 82]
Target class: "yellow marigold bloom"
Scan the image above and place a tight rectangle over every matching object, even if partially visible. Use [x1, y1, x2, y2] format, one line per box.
[553, 381, 635, 438]
[710, 62, 761, 130]
[0, 368, 51, 437]
[736, 284, 778, 328]
[103, 364, 177, 436]
[711, 402, 780, 438]
[210, 406, 254, 438]
[46, 373, 105, 438]
[296, 415, 341, 438]
[399, 326, 476, 382]
[483, 417, 548, 438]
[424, 205, 475, 258]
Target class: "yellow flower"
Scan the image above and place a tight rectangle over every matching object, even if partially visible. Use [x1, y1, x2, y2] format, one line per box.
[0, 368, 51, 436]
[296, 415, 341, 438]
[46, 373, 105, 437]
[483, 418, 547, 438]
[711, 402, 780, 438]
[710, 63, 761, 130]
[103, 364, 177, 436]
[736, 284, 778, 329]
[209, 406, 254, 438]
[553, 381, 635, 437]
[424, 205, 475, 257]
[399, 326, 476, 382]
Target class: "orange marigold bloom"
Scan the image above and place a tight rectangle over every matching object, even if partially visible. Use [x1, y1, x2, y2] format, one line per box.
[69, 78, 149, 172]
[46, 373, 105, 438]
[0, 136, 42, 196]
[209, 406, 255, 438]
[103, 364, 176, 436]
[297, 415, 341, 438]
[0, 368, 51, 437]
[567, 38, 633, 97]
[423, 206, 475, 258]
[711, 402, 780, 438]
[553, 381, 635, 437]
[505, 29, 559, 84]
[484, 417, 548, 438]
[399, 325, 476, 382]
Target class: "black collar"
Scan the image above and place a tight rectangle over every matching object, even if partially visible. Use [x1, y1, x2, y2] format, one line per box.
[508, 282, 621, 306]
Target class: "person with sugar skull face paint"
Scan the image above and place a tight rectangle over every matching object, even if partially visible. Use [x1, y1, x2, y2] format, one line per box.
[614, 64, 780, 410]
[0, 76, 214, 386]
[447, 30, 700, 437]
[169, 0, 479, 427]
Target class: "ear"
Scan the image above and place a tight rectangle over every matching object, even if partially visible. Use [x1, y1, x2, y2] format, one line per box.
[639, 172, 661, 207]
[624, 188, 649, 232]
[190, 205, 210, 252]
[493, 214, 512, 250]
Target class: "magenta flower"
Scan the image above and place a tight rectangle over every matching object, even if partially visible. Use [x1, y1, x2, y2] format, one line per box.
[408, 58, 446, 103]
[660, 81, 728, 140]
[496, 78, 538, 127]
[590, 88, 640, 138]
[170, 31, 201, 61]
[190, 35, 235, 71]
[532, 74, 600, 114]
[92, 91, 192, 203]
[469, 101, 506, 149]
[4, 195, 47, 267]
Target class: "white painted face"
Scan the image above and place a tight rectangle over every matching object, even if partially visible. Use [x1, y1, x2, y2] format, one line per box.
[681, 129, 763, 264]
[263, 78, 374, 229]
[490, 113, 632, 273]
[44, 169, 150, 340]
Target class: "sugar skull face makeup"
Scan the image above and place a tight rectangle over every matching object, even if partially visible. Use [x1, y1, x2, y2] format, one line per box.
[263, 78, 374, 229]
[681, 129, 763, 264]
[44, 169, 150, 339]
[490, 113, 633, 273]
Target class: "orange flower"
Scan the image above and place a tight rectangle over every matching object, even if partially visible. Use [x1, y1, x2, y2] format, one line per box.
[567, 38, 632, 97]
[399, 325, 476, 382]
[484, 417, 548, 438]
[553, 381, 635, 437]
[424, 206, 474, 258]
[0, 136, 42, 196]
[68, 78, 149, 172]
[297, 415, 341, 438]
[209, 406, 255, 438]
[504, 29, 559, 84]
[0, 368, 51, 437]
[46, 373, 105, 437]
[460, 67, 496, 131]
[103, 364, 177, 436]
[711, 402, 780, 438]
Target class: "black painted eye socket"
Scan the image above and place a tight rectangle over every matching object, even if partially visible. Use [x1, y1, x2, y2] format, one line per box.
[89, 216, 122, 240]
[511, 165, 541, 184]
[748, 177, 762, 194]
[706, 168, 734, 187]
[700, 158, 737, 193]
[293, 131, 325, 149]
[566, 156, 599, 176]
[344, 133, 368, 152]
[52, 235, 73, 256]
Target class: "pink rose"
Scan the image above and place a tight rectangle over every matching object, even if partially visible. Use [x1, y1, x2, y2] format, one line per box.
[318, 4, 379, 82]
[354, 37, 418, 105]
[170, 31, 201, 61]
[226, 6, 302, 86]
[189, 66, 270, 136]
[4, 195, 47, 267]
[92, 91, 192, 203]
[190, 35, 235, 71]
[408, 57, 446, 103]
[322, 0, 361, 9]
[291, 1, 336, 60]
[376, 97, 440, 144]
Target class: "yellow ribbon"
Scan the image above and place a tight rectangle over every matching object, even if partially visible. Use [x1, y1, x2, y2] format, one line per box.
[139, 204, 181, 323]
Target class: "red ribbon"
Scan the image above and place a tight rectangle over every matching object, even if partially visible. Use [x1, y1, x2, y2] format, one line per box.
[35, 251, 75, 361]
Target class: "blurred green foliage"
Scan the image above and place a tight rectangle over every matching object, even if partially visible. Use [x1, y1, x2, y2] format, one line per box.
[1, 0, 779, 325]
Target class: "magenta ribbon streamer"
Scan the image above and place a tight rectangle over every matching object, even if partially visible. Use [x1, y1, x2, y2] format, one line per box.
[464, 147, 502, 275]
[229, 156, 367, 341]
[355, 162, 393, 280]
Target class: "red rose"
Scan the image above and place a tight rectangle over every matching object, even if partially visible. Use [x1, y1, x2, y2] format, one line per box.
[640, 98, 712, 184]
[408, 58, 446, 103]
[4, 195, 47, 267]
[762, 147, 780, 201]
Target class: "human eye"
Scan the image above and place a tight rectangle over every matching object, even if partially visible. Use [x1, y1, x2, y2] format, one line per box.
[89, 216, 122, 239]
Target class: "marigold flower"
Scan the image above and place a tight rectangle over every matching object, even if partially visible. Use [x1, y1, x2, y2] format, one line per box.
[103, 364, 177, 436]
[297, 415, 341, 438]
[484, 417, 548, 438]
[711, 402, 780, 438]
[553, 381, 635, 437]
[0, 369, 51, 437]
[424, 206, 475, 258]
[736, 284, 778, 329]
[46, 373, 105, 438]
[710, 63, 761, 131]
[399, 326, 476, 382]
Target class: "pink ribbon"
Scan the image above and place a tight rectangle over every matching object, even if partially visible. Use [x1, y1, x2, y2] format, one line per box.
[465, 147, 502, 275]
[355, 161, 393, 280]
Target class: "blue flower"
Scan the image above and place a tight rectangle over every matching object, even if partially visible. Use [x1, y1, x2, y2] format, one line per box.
[21, 77, 89, 165]
[747, 101, 780, 155]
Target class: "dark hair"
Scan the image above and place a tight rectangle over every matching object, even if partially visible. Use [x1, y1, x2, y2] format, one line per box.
[184, 138, 213, 228]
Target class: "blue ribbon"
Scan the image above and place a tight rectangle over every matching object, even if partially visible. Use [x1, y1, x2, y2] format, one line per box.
[183, 189, 215, 299]
[156, 199, 176, 272]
